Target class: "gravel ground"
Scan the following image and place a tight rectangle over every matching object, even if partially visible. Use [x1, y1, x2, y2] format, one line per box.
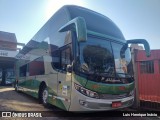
[0, 86, 159, 120]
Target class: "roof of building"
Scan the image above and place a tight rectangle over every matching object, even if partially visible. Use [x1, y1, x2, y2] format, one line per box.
[0, 31, 17, 43]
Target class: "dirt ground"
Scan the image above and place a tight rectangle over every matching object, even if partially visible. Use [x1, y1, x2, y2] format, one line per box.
[0, 86, 159, 120]
[0, 87, 51, 111]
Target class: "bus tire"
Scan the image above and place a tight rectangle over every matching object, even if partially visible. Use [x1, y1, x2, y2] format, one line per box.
[15, 83, 19, 92]
[39, 85, 49, 107]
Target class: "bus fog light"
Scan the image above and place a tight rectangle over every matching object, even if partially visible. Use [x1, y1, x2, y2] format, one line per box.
[79, 100, 88, 107]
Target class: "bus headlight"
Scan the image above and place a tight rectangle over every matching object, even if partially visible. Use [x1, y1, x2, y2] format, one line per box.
[74, 83, 99, 99]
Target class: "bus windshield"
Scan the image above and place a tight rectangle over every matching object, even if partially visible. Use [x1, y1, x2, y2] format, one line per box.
[77, 36, 133, 83]
[112, 42, 132, 78]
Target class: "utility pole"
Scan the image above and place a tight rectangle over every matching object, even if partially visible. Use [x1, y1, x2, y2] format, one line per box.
[130, 44, 143, 108]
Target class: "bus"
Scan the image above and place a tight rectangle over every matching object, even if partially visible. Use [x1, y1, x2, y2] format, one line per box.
[15, 5, 150, 111]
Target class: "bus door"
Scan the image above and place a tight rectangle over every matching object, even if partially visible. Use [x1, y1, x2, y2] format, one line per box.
[57, 46, 72, 111]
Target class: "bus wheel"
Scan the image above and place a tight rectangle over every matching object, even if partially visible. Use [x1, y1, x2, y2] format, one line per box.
[40, 85, 49, 107]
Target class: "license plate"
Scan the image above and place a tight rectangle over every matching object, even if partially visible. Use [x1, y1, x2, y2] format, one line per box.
[112, 102, 122, 108]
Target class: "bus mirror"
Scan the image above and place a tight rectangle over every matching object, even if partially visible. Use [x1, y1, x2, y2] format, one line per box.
[120, 39, 151, 58]
[59, 17, 87, 42]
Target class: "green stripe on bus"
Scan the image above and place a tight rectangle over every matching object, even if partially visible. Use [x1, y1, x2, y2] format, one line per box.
[85, 80, 134, 94]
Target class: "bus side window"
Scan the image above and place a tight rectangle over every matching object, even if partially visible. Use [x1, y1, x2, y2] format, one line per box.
[61, 47, 71, 71]
[51, 45, 71, 72]
[51, 49, 61, 70]
[29, 57, 45, 76]
[19, 64, 27, 77]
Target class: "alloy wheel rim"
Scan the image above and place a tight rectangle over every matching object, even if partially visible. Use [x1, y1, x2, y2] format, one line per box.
[42, 89, 48, 104]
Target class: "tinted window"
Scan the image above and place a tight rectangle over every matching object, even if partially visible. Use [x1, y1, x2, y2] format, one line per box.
[51, 45, 71, 71]
[51, 49, 61, 70]
[50, 31, 72, 71]
[29, 57, 45, 76]
[61, 47, 71, 71]
[79, 37, 114, 75]
[68, 6, 125, 40]
[112, 42, 132, 76]
[20, 64, 27, 77]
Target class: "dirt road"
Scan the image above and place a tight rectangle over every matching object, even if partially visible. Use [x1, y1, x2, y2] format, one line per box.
[0, 87, 159, 120]
[0, 87, 51, 111]
[0, 87, 63, 120]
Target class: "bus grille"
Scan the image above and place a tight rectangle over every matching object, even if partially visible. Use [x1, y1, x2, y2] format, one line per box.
[99, 93, 129, 99]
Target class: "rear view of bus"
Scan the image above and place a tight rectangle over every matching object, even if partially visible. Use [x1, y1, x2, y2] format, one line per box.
[15, 5, 150, 112]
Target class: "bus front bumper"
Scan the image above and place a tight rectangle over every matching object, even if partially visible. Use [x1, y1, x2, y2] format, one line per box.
[69, 94, 134, 111]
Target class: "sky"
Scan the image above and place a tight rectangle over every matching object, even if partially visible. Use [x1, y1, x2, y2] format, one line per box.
[0, 0, 160, 49]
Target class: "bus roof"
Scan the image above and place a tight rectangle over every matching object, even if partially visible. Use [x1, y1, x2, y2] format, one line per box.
[18, 5, 125, 57]
[64, 5, 125, 40]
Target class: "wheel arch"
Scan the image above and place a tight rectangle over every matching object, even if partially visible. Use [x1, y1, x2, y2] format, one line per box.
[38, 81, 47, 100]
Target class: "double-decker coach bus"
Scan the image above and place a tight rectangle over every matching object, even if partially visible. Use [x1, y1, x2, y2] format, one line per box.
[15, 5, 150, 111]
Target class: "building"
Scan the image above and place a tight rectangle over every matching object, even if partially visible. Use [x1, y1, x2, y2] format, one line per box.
[136, 49, 160, 110]
[131, 44, 160, 110]
[0, 31, 24, 85]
